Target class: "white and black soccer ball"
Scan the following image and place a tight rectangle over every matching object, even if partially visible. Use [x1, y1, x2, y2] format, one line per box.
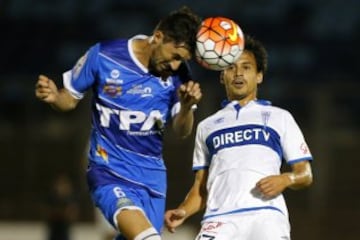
[195, 17, 245, 71]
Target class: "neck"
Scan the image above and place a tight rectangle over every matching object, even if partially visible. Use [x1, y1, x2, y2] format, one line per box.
[231, 92, 257, 106]
[132, 36, 152, 68]
[238, 98, 256, 106]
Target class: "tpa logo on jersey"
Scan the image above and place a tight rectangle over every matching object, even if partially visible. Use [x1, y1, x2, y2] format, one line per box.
[96, 103, 164, 134]
[126, 84, 153, 98]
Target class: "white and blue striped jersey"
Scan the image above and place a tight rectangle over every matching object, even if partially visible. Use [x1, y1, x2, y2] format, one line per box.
[63, 35, 192, 197]
[193, 100, 313, 221]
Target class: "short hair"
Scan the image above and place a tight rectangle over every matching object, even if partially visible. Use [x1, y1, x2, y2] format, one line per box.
[154, 6, 201, 56]
[244, 35, 268, 75]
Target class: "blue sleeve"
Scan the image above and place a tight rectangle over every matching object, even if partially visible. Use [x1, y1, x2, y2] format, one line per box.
[63, 43, 100, 99]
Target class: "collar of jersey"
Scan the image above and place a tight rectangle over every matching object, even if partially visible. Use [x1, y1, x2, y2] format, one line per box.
[129, 34, 173, 86]
[128, 34, 149, 73]
[221, 99, 272, 109]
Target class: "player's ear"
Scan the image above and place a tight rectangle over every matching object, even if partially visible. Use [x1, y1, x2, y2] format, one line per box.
[220, 71, 225, 84]
[153, 31, 164, 44]
[256, 72, 263, 84]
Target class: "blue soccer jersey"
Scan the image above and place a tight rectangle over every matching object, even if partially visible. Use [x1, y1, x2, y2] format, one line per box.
[63, 35, 190, 197]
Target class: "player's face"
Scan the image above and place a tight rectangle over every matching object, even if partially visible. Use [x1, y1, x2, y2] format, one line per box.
[149, 34, 191, 78]
[221, 50, 263, 104]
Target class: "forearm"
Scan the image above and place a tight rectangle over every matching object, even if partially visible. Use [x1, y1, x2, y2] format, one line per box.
[283, 162, 313, 190]
[177, 189, 206, 219]
[50, 89, 79, 112]
[177, 169, 207, 219]
[172, 106, 194, 139]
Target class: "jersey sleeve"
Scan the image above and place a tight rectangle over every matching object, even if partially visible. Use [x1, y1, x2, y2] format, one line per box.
[63, 43, 100, 99]
[281, 111, 313, 164]
[192, 122, 210, 171]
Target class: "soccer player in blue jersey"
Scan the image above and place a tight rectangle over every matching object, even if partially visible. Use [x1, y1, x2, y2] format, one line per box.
[35, 6, 202, 240]
[165, 35, 313, 240]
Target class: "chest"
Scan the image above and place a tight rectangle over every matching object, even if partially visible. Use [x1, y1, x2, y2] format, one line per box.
[94, 59, 176, 111]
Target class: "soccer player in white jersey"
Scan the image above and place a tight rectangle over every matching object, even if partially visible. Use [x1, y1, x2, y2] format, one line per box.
[35, 6, 202, 240]
[165, 35, 313, 240]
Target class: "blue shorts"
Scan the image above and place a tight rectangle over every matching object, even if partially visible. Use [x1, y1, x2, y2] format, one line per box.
[90, 182, 166, 235]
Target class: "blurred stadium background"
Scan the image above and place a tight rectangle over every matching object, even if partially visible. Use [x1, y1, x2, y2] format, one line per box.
[1, 0, 359, 239]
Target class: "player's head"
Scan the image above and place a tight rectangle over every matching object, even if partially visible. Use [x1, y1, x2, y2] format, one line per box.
[220, 35, 268, 103]
[149, 6, 201, 78]
[243, 34, 268, 75]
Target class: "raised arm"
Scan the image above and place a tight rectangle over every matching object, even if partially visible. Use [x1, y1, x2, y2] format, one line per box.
[164, 169, 208, 233]
[35, 74, 79, 111]
[172, 80, 202, 138]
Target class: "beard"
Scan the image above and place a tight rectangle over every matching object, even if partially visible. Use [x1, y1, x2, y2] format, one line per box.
[148, 58, 174, 80]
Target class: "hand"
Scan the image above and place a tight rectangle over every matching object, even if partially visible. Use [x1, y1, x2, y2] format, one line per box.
[178, 81, 202, 110]
[255, 174, 291, 199]
[164, 209, 186, 233]
[35, 74, 59, 103]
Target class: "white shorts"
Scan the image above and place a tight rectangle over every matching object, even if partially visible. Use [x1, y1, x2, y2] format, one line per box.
[195, 210, 291, 240]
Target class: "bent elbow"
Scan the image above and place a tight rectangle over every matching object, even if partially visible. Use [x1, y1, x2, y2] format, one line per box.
[305, 174, 313, 187]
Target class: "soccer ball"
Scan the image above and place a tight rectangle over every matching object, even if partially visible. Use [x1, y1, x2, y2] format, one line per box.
[195, 17, 245, 71]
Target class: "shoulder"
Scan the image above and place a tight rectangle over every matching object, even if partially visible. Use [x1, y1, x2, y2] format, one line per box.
[256, 101, 293, 117]
[197, 108, 225, 130]
[99, 38, 128, 53]
[258, 104, 298, 127]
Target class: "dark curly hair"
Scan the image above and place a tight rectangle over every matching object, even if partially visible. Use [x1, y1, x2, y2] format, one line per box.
[244, 34, 268, 75]
[154, 6, 201, 56]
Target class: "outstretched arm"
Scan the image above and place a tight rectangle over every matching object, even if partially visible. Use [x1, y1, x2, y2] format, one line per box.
[165, 169, 208, 233]
[172, 81, 202, 138]
[255, 160, 313, 198]
[35, 74, 79, 111]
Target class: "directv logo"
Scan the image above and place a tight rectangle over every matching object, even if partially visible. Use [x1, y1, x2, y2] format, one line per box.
[212, 128, 270, 149]
[206, 124, 281, 156]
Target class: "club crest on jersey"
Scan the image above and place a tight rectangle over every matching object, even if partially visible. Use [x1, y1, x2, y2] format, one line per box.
[261, 111, 271, 127]
[159, 76, 172, 88]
